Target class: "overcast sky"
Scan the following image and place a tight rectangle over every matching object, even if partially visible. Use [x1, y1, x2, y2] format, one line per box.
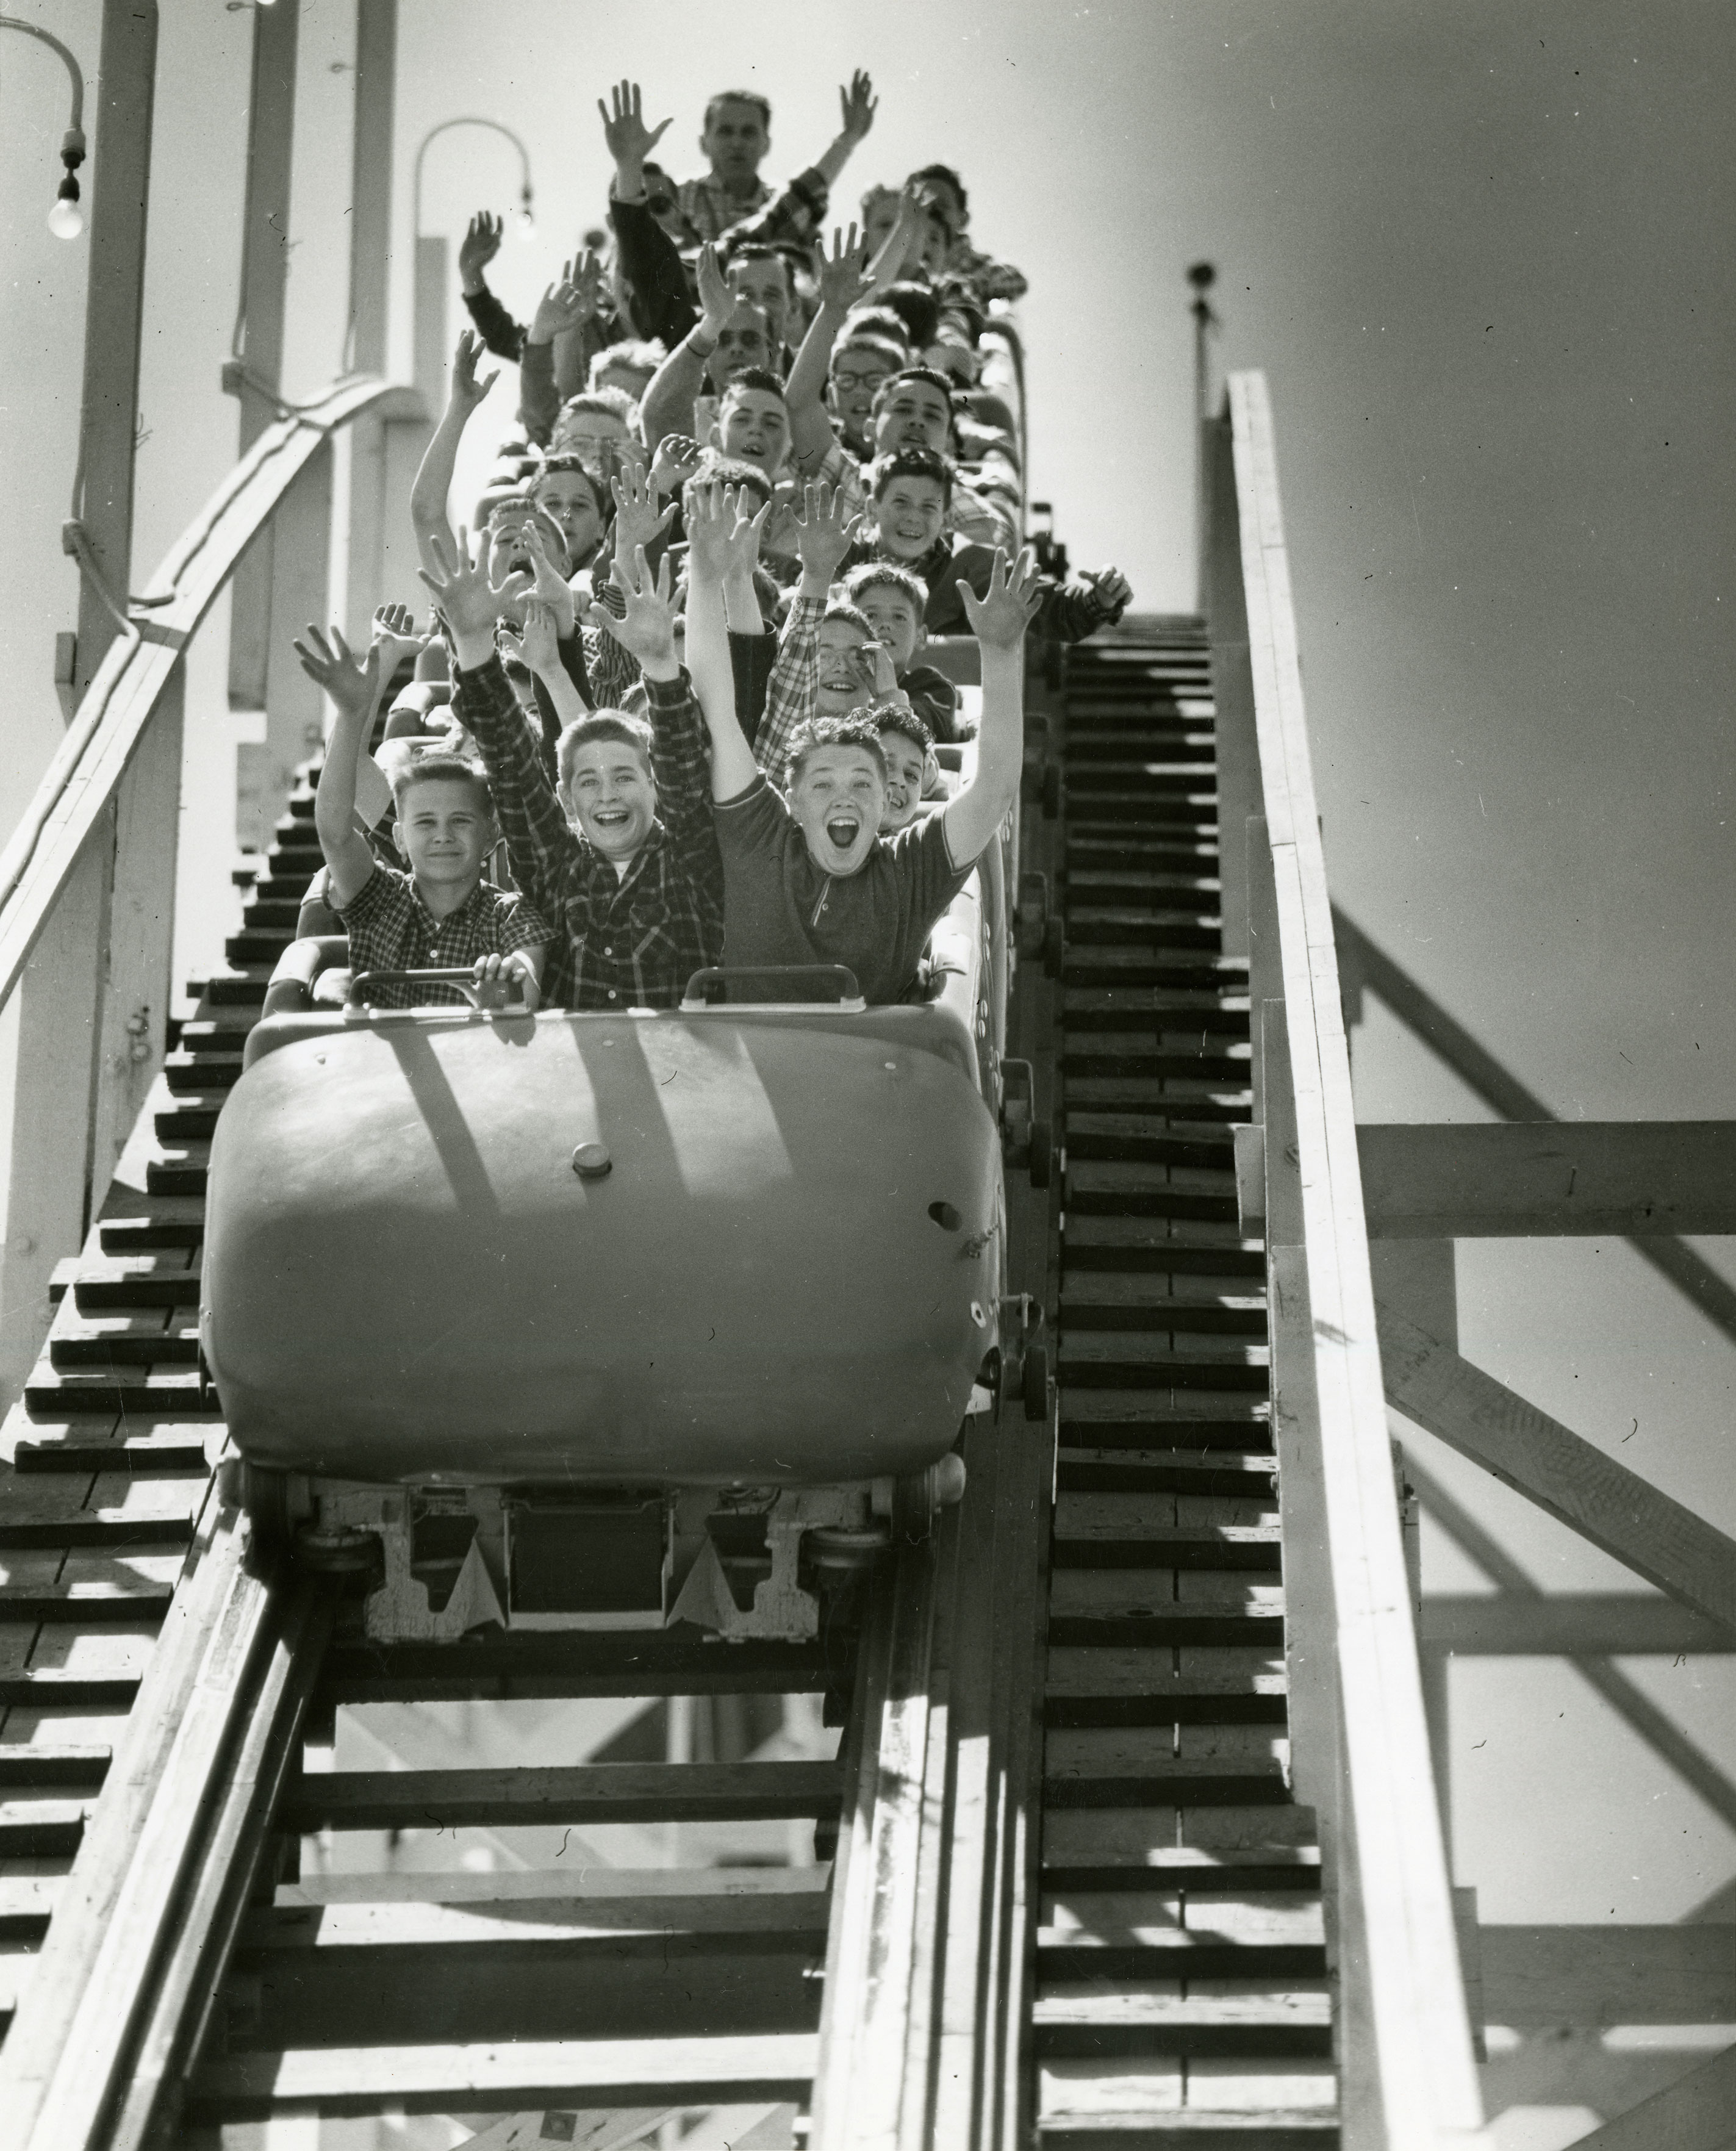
[2, 0, 1732, 2010]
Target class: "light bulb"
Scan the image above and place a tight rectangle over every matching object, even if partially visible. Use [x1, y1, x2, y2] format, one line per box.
[48, 196, 84, 241]
[515, 205, 536, 243]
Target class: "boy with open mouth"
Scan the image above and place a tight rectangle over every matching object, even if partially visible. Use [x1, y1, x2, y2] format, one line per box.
[680, 483, 1037, 1007]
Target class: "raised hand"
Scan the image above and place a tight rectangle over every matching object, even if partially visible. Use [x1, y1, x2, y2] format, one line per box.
[457, 210, 503, 293]
[417, 526, 522, 645]
[863, 637, 900, 700]
[959, 546, 1041, 650]
[648, 433, 703, 497]
[523, 525, 578, 637]
[791, 479, 860, 585]
[719, 485, 772, 579]
[451, 328, 499, 410]
[612, 458, 679, 562]
[294, 624, 381, 719]
[1086, 565, 1133, 615]
[512, 596, 564, 676]
[598, 78, 673, 179]
[371, 602, 425, 681]
[529, 259, 600, 346]
[683, 479, 738, 585]
[839, 70, 878, 144]
[812, 223, 869, 315]
[694, 242, 731, 336]
[603, 544, 678, 670]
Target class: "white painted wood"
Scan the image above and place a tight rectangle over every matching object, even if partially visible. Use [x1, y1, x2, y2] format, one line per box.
[1479, 1927, 1736, 2028]
[261, 440, 334, 824]
[88, 663, 183, 1218]
[1225, 368, 1490, 2150]
[1378, 1300, 1736, 1629]
[71, 0, 159, 702]
[0, 837, 109, 1414]
[1361, 1119, 1736, 1238]
[1422, 1594, 1735, 1656]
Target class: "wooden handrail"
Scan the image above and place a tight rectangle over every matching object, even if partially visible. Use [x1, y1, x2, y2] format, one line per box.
[0, 373, 418, 1014]
[1215, 372, 1492, 2149]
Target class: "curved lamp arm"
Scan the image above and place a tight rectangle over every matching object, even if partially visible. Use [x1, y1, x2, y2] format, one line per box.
[1, 13, 88, 236]
[414, 115, 534, 239]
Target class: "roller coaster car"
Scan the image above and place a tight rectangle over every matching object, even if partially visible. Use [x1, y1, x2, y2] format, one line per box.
[204, 847, 1047, 1644]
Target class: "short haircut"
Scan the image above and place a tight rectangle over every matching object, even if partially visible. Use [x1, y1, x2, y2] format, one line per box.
[719, 367, 788, 412]
[822, 600, 873, 637]
[874, 364, 956, 415]
[556, 709, 656, 789]
[704, 88, 772, 131]
[786, 713, 886, 789]
[481, 488, 568, 556]
[588, 338, 664, 389]
[870, 447, 955, 508]
[872, 702, 934, 756]
[841, 306, 910, 354]
[558, 387, 636, 428]
[690, 451, 773, 509]
[878, 284, 941, 354]
[831, 330, 905, 378]
[392, 753, 493, 817]
[908, 162, 967, 220]
[722, 240, 792, 287]
[844, 561, 927, 619]
[531, 454, 610, 520]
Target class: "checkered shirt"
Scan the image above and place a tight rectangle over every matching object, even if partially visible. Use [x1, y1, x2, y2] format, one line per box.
[754, 593, 827, 788]
[334, 863, 551, 1010]
[453, 654, 723, 1011]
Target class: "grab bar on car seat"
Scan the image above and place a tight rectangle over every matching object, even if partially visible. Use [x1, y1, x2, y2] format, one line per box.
[346, 968, 530, 1013]
[262, 935, 351, 1018]
[680, 965, 865, 1011]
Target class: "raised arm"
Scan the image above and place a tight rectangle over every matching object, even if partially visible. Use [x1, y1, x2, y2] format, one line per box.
[810, 70, 878, 189]
[457, 212, 526, 362]
[785, 226, 870, 466]
[600, 81, 696, 349]
[638, 243, 731, 454]
[681, 486, 759, 802]
[299, 626, 386, 907]
[519, 257, 603, 444]
[410, 331, 497, 573]
[941, 547, 1040, 870]
[755, 481, 858, 783]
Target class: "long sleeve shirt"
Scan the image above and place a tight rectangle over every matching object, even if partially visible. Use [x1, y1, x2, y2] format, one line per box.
[453, 654, 722, 1010]
[752, 593, 826, 786]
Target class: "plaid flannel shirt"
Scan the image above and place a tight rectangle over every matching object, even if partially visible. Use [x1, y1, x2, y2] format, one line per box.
[453, 653, 723, 1010]
[754, 592, 827, 787]
[334, 862, 551, 1010]
[672, 167, 830, 251]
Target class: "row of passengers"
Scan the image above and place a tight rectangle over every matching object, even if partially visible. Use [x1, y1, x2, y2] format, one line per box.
[298, 479, 1032, 1019]
[459, 74, 1023, 422]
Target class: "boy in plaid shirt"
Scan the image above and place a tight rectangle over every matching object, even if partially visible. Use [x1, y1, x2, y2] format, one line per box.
[296, 623, 550, 1012]
[416, 528, 723, 1013]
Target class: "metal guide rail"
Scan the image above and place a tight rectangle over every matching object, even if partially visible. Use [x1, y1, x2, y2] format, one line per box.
[0, 680, 1060, 2149]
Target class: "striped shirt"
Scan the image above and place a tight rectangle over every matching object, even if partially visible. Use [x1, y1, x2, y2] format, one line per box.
[333, 863, 551, 1010]
[453, 655, 723, 1011]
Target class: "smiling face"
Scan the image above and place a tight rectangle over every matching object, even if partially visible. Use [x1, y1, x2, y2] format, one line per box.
[559, 736, 656, 861]
[877, 729, 929, 833]
[551, 407, 631, 475]
[817, 618, 873, 717]
[873, 378, 953, 458]
[829, 342, 894, 451]
[791, 744, 884, 877]
[873, 475, 948, 562]
[716, 386, 790, 478]
[709, 303, 772, 392]
[532, 470, 604, 568]
[392, 777, 493, 892]
[854, 584, 924, 670]
[701, 98, 770, 187]
[727, 256, 790, 354]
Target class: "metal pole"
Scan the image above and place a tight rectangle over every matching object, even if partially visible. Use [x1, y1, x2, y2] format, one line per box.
[1188, 259, 1217, 619]
[346, 0, 396, 378]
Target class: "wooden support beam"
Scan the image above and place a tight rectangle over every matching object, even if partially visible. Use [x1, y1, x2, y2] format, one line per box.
[1361, 1119, 1736, 1238]
[1378, 1300, 1736, 1629]
[1562, 2043, 1736, 2151]
[1479, 1926, 1736, 2028]
[1424, 1595, 1736, 1656]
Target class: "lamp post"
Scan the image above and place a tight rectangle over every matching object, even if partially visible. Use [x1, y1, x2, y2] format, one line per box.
[0, 13, 87, 237]
[411, 117, 534, 412]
